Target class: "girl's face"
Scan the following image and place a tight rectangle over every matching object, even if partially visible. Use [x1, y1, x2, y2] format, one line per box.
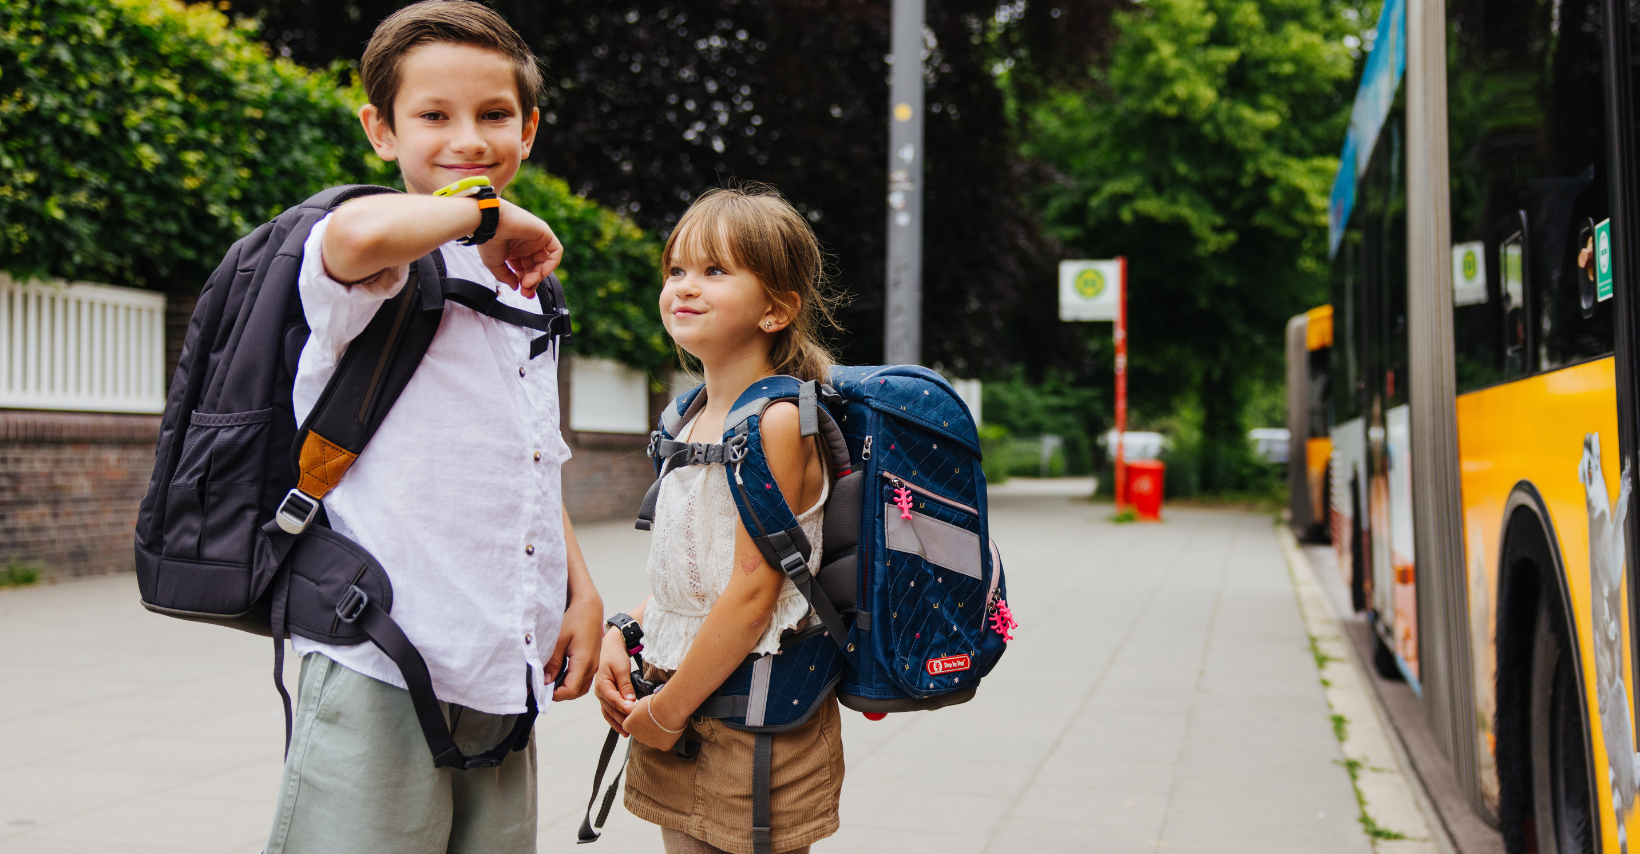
[660, 228, 787, 366]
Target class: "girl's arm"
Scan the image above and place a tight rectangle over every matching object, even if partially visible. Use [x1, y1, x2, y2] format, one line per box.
[623, 402, 822, 749]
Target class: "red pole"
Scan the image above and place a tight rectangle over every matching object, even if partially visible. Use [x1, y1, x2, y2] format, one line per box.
[1114, 255, 1128, 511]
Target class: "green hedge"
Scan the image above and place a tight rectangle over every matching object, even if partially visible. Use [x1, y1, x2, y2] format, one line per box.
[503, 168, 668, 374]
[0, 0, 385, 288]
[0, 0, 671, 372]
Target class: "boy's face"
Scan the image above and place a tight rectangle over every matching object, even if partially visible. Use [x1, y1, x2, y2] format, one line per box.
[360, 42, 539, 195]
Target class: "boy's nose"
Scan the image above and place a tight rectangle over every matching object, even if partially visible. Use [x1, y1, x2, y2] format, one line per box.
[450, 120, 488, 155]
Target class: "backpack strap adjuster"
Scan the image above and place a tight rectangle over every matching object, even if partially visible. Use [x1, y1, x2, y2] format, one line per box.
[274, 488, 321, 535]
[335, 585, 370, 624]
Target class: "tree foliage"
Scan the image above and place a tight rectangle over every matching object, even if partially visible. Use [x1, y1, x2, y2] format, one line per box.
[0, 0, 668, 370]
[229, 0, 1111, 372]
[0, 0, 384, 289]
[1024, 0, 1359, 489]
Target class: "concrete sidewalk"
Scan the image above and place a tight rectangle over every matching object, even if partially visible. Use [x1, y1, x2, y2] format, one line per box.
[1, 485, 1378, 853]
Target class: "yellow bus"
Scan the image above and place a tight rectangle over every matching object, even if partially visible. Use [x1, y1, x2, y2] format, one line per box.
[1290, 0, 1640, 847]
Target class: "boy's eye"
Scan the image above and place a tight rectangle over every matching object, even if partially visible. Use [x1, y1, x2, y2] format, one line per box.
[484, 110, 511, 121]
[420, 111, 446, 122]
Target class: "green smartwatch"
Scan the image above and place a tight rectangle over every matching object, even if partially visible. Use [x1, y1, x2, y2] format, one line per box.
[433, 176, 500, 246]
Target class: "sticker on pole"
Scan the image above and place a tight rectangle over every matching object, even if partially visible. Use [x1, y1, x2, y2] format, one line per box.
[1059, 259, 1122, 321]
[1596, 218, 1614, 302]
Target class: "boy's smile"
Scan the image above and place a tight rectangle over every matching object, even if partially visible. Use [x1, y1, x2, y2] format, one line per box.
[359, 42, 539, 195]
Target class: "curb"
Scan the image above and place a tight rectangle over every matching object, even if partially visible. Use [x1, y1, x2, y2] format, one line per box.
[1277, 525, 1452, 854]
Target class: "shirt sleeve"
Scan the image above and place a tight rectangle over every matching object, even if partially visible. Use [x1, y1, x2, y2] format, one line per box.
[299, 213, 410, 362]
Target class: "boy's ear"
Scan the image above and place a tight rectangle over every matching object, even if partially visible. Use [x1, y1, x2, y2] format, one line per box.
[520, 106, 540, 159]
[359, 104, 398, 162]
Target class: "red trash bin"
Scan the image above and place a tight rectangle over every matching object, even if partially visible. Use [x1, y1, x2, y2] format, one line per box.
[1126, 460, 1166, 521]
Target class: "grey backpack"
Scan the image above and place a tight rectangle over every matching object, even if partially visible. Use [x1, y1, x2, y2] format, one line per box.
[134, 184, 572, 769]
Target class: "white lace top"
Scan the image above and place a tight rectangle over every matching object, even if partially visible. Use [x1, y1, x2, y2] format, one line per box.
[643, 419, 827, 671]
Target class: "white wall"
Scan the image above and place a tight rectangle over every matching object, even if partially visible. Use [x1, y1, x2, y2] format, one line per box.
[570, 357, 651, 434]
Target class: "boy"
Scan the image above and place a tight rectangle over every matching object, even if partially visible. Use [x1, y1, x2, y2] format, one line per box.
[263, 3, 603, 852]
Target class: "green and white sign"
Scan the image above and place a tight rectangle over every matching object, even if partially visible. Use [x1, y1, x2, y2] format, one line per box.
[1596, 218, 1614, 302]
[1059, 259, 1122, 321]
[1451, 241, 1486, 306]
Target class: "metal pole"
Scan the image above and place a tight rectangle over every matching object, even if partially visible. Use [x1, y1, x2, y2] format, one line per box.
[884, 0, 925, 365]
[1114, 255, 1128, 510]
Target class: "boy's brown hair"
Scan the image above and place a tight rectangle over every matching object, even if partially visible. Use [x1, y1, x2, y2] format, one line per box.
[359, 0, 541, 129]
[664, 184, 842, 384]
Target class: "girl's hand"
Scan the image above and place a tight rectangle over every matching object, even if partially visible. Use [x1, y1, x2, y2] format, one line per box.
[480, 199, 562, 299]
[626, 694, 685, 751]
[594, 626, 637, 735]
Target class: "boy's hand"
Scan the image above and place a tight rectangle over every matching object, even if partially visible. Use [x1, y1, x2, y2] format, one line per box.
[626, 694, 684, 751]
[594, 626, 637, 734]
[481, 199, 562, 300]
[546, 589, 603, 702]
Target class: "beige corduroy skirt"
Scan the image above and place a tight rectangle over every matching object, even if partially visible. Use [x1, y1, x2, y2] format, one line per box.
[623, 670, 844, 854]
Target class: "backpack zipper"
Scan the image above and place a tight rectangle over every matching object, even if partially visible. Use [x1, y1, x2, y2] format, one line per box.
[881, 471, 977, 516]
[862, 435, 873, 461]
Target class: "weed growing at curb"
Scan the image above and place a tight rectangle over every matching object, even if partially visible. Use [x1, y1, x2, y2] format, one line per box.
[1109, 506, 1139, 524]
[1331, 713, 1349, 742]
[1, 561, 42, 588]
[1335, 759, 1410, 841]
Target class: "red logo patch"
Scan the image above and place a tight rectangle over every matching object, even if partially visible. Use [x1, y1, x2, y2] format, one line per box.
[926, 654, 971, 676]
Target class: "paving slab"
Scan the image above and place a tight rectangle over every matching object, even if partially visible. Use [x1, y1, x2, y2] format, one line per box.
[1, 482, 1381, 852]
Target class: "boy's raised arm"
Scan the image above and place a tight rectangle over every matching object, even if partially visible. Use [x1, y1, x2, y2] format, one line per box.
[322, 195, 563, 297]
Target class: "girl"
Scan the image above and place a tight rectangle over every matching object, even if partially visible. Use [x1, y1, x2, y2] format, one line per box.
[594, 184, 843, 854]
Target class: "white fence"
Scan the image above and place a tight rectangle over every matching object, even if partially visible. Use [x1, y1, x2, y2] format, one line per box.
[0, 275, 167, 415]
[570, 357, 651, 434]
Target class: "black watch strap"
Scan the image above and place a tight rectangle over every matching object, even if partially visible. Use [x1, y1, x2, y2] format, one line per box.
[458, 185, 499, 246]
[606, 613, 644, 655]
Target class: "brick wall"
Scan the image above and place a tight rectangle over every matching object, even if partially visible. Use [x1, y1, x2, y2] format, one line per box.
[0, 411, 160, 578]
[1, 356, 661, 579]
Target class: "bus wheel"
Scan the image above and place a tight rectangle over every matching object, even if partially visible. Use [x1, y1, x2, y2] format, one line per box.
[1530, 590, 1596, 854]
[1372, 632, 1402, 681]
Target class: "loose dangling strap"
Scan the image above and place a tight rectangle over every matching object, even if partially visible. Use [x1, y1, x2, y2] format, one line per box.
[577, 728, 632, 843]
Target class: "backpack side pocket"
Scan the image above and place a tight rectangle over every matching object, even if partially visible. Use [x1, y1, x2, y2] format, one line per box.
[163, 409, 274, 565]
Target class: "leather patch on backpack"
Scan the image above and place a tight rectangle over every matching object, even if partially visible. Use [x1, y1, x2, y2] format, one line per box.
[926, 654, 971, 676]
[298, 432, 358, 498]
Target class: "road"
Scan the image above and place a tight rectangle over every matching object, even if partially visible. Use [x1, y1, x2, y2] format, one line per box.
[0, 481, 1387, 853]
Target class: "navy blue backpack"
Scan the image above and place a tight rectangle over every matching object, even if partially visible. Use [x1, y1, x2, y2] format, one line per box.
[579, 365, 1015, 852]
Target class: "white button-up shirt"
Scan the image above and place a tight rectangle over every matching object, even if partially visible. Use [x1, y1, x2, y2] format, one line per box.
[290, 213, 572, 716]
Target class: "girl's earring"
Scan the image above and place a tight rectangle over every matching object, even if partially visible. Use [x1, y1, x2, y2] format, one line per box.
[764, 321, 773, 329]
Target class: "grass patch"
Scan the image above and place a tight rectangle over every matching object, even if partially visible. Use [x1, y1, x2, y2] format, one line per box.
[1109, 506, 1139, 524]
[1331, 713, 1349, 743]
[1, 561, 42, 588]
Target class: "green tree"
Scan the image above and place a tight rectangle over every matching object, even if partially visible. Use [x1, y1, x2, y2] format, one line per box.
[0, 0, 385, 290]
[1025, 0, 1360, 491]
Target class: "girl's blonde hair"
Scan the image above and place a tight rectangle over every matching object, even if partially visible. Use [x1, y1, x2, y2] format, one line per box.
[663, 184, 841, 384]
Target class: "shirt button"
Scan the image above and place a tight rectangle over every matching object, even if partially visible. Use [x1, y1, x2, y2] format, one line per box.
[518, 366, 526, 377]
[525, 544, 535, 555]
[525, 633, 533, 644]
[533, 450, 542, 462]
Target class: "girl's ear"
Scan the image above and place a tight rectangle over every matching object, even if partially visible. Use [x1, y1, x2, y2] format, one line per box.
[760, 292, 800, 334]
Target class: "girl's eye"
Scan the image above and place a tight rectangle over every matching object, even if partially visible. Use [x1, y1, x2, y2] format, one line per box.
[707, 266, 727, 276]
[667, 267, 685, 278]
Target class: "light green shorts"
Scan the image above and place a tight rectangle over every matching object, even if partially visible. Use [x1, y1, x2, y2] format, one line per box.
[264, 653, 538, 854]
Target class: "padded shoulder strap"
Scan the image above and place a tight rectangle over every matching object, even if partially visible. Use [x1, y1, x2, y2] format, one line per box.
[289, 254, 445, 502]
[719, 377, 850, 648]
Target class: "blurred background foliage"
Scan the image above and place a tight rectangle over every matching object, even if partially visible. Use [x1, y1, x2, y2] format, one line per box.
[0, 0, 1376, 496]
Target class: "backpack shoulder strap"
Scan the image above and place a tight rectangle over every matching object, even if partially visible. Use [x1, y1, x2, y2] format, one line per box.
[633, 384, 709, 530]
[717, 377, 852, 648]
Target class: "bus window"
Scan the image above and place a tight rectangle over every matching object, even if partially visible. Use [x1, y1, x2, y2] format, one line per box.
[1331, 227, 1365, 424]
[1448, 0, 1613, 386]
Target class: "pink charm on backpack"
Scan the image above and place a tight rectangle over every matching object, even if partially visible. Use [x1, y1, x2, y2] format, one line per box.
[893, 486, 914, 519]
[989, 599, 1018, 642]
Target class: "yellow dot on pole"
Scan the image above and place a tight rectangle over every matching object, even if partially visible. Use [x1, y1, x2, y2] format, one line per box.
[894, 103, 913, 121]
